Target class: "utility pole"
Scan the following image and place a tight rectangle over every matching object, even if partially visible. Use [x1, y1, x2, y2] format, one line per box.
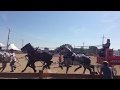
[83, 42, 84, 48]
[101, 35, 106, 45]
[82, 42, 85, 53]
[6, 28, 10, 50]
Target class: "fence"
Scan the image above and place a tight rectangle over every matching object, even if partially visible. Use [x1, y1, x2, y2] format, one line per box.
[0, 70, 120, 79]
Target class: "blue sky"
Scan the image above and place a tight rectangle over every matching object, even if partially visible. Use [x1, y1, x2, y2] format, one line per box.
[0, 11, 120, 50]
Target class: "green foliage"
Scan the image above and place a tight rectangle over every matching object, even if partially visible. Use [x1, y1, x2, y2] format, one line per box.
[54, 44, 98, 55]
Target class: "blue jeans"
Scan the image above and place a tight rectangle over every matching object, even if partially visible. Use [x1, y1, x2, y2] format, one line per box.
[10, 60, 16, 71]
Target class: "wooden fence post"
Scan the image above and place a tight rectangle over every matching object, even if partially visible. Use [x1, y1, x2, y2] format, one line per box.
[39, 70, 43, 79]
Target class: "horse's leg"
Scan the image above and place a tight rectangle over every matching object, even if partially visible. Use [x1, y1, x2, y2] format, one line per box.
[31, 63, 36, 72]
[42, 64, 48, 70]
[91, 65, 95, 72]
[59, 63, 63, 70]
[90, 65, 98, 74]
[83, 66, 86, 74]
[42, 65, 45, 70]
[74, 65, 82, 72]
[40, 61, 45, 67]
[42, 63, 47, 70]
[65, 58, 70, 73]
[47, 61, 51, 69]
[45, 60, 53, 70]
[66, 66, 69, 74]
[87, 67, 92, 75]
[66, 59, 71, 73]
[1, 62, 7, 72]
[0, 67, 2, 70]
[0, 65, 3, 70]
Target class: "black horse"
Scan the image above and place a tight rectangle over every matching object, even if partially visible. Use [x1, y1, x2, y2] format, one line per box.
[21, 43, 53, 72]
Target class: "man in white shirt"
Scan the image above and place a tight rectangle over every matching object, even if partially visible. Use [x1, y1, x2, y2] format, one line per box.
[10, 49, 16, 72]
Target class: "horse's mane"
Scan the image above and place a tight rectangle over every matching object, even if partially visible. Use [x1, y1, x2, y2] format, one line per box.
[28, 43, 35, 49]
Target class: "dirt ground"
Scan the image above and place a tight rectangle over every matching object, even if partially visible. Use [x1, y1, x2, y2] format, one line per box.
[0, 54, 120, 78]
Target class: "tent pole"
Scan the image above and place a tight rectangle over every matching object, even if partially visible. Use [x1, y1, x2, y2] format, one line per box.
[6, 29, 10, 51]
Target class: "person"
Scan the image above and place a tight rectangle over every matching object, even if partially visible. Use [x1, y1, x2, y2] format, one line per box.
[58, 54, 62, 63]
[63, 46, 75, 66]
[99, 39, 111, 57]
[99, 61, 114, 79]
[64, 46, 73, 58]
[58, 53, 62, 67]
[9, 49, 16, 72]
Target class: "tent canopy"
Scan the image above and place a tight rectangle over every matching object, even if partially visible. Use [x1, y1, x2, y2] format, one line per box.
[8, 44, 20, 51]
[0, 43, 6, 48]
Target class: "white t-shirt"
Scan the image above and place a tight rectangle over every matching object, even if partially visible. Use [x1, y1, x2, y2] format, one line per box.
[10, 52, 16, 61]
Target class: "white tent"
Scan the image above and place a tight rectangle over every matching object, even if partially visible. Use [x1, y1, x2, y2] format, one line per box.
[0, 43, 6, 48]
[8, 44, 20, 51]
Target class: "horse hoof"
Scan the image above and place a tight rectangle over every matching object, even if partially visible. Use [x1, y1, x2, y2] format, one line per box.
[21, 70, 24, 72]
[74, 70, 76, 72]
[42, 68, 44, 70]
[59, 66, 63, 70]
[95, 72, 98, 74]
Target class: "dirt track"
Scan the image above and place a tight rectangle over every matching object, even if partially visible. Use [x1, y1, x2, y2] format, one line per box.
[0, 54, 120, 76]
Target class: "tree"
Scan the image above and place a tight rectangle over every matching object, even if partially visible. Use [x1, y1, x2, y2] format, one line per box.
[89, 46, 98, 54]
[54, 44, 73, 54]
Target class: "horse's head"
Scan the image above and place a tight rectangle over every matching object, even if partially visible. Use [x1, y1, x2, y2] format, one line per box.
[21, 43, 34, 53]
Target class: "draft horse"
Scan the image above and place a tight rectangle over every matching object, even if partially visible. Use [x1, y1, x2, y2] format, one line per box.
[21, 43, 53, 72]
[60, 54, 95, 74]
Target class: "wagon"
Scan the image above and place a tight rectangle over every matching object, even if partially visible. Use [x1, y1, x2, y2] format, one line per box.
[95, 49, 120, 75]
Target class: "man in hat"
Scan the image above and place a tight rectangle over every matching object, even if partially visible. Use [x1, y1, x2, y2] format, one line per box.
[99, 61, 114, 79]
[63, 46, 76, 65]
[9, 49, 16, 72]
[99, 39, 111, 57]
[64, 46, 73, 58]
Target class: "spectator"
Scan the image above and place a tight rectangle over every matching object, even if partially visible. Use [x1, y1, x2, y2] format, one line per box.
[58, 53, 62, 67]
[9, 49, 16, 72]
[99, 61, 114, 79]
[58, 54, 62, 63]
